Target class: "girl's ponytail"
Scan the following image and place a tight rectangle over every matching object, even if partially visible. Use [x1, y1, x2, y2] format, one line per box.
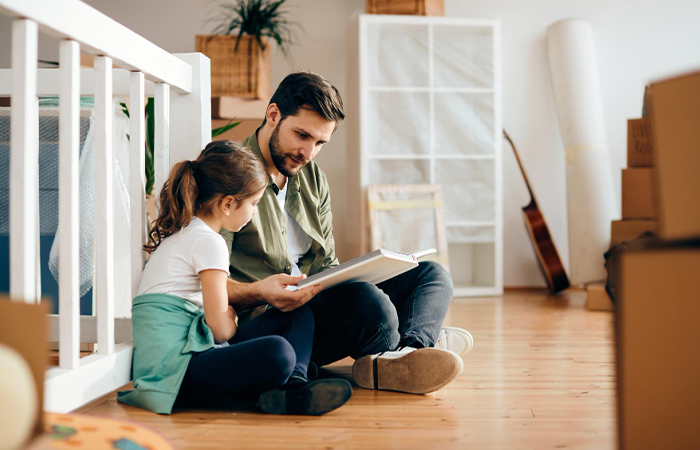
[143, 140, 267, 253]
[144, 160, 198, 253]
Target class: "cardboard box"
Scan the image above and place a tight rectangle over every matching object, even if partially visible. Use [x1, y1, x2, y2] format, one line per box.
[610, 219, 658, 247]
[649, 71, 700, 240]
[211, 96, 269, 120]
[617, 244, 700, 450]
[621, 168, 657, 219]
[585, 283, 614, 311]
[627, 118, 653, 167]
[0, 299, 49, 440]
[212, 118, 261, 143]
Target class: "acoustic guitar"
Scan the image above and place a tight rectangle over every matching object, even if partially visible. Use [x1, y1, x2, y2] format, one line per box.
[503, 130, 570, 293]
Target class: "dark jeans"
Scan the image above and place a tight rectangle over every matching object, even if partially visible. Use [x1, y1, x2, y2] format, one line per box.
[307, 260, 453, 367]
[176, 305, 314, 405]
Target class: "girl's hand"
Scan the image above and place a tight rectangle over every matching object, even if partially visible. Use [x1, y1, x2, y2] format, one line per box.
[255, 274, 323, 312]
[226, 305, 238, 339]
[227, 305, 239, 326]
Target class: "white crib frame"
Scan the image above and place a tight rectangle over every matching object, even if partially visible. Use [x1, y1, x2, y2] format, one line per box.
[0, 0, 212, 412]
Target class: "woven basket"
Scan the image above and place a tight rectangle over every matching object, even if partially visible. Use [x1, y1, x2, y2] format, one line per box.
[366, 0, 444, 15]
[195, 35, 271, 99]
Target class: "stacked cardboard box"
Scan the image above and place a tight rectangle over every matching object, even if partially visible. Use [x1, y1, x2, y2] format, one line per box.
[616, 72, 700, 449]
[611, 118, 658, 247]
[584, 283, 614, 311]
[617, 243, 700, 450]
[648, 72, 700, 239]
[588, 112, 659, 310]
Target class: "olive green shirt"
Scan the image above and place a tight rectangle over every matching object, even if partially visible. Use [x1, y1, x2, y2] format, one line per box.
[220, 131, 339, 285]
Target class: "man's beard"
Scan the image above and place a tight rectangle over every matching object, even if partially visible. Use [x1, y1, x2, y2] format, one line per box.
[269, 123, 307, 177]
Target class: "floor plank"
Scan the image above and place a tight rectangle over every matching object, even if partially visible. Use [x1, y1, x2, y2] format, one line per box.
[75, 289, 616, 449]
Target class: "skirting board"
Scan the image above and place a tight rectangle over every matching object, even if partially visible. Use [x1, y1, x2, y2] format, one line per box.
[47, 315, 132, 344]
[44, 342, 133, 413]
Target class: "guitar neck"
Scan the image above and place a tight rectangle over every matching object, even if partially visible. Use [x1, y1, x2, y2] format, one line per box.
[503, 130, 538, 206]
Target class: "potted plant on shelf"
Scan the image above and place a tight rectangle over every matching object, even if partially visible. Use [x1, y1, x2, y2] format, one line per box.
[196, 0, 297, 99]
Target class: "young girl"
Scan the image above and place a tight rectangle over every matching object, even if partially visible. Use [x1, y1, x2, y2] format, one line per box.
[118, 140, 352, 415]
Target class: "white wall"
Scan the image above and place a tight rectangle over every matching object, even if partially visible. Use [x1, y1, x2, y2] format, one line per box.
[1, 0, 699, 286]
[446, 0, 700, 286]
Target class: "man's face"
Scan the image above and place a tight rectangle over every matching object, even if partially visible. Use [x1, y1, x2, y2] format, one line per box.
[268, 107, 335, 177]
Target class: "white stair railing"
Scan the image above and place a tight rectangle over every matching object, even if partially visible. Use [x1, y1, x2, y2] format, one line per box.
[9, 18, 39, 304]
[0, 0, 211, 412]
[58, 38, 81, 369]
[94, 55, 116, 356]
[130, 71, 146, 300]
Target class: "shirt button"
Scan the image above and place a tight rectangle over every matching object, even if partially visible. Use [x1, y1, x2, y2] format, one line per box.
[282, 230, 286, 235]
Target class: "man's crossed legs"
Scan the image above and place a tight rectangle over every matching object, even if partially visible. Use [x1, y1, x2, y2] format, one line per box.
[307, 261, 473, 394]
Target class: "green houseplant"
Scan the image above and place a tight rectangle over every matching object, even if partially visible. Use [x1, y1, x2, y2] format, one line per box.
[209, 0, 296, 58]
[121, 101, 239, 196]
[196, 0, 298, 98]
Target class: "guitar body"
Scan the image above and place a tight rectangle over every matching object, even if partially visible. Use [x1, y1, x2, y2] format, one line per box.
[504, 130, 570, 293]
[521, 199, 570, 293]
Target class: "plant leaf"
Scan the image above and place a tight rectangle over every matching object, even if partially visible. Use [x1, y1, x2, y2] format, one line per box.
[119, 101, 130, 118]
[212, 119, 242, 138]
[144, 98, 155, 196]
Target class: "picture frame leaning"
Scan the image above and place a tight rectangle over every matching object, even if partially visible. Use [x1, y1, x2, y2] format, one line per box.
[367, 183, 450, 273]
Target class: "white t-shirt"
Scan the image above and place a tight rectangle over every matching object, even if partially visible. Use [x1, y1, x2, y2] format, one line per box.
[137, 216, 230, 308]
[276, 180, 312, 277]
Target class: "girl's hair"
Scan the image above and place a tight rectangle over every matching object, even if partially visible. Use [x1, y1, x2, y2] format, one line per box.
[144, 140, 268, 253]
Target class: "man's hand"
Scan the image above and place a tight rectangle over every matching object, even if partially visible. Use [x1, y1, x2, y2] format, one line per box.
[254, 274, 323, 312]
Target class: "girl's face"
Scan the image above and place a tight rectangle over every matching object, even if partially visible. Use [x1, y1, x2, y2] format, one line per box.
[224, 188, 265, 232]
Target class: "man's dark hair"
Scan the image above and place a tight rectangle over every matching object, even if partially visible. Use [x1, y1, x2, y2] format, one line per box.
[263, 71, 345, 129]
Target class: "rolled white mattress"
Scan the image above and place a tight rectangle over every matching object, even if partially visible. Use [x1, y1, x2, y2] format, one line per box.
[547, 18, 617, 285]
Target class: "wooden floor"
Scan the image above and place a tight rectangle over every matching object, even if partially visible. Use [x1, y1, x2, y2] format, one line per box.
[76, 289, 617, 449]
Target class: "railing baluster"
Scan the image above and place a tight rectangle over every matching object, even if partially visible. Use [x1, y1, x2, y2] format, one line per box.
[9, 19, 39, 304]
[34, 94, 41, 302]
[58, 39, 81, 368]
[130, 72, 146, 299]
[95, 56, 115, 355]
[153, 82, 170, 210]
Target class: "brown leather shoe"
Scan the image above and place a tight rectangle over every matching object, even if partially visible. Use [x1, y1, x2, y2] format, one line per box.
[352, 347, 463, 394]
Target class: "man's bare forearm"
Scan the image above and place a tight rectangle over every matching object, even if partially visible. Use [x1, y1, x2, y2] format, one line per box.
[226, 278, 265, 309]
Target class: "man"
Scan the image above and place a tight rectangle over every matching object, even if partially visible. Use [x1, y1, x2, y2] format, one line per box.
[222, 71, 473, 394]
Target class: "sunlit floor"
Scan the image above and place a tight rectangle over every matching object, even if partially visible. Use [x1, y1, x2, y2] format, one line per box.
[75, 289, 617, 449]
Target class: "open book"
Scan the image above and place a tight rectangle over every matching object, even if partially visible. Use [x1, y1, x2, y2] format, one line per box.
[295, 248, 437, 290]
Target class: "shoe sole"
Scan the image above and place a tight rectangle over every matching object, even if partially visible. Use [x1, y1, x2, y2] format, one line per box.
[353, 348, 464, 394]
[258, 379, 352, 416]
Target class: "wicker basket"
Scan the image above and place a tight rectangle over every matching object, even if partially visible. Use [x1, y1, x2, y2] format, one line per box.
[195, 35, 271, 99]
[366, 0, 444, 15]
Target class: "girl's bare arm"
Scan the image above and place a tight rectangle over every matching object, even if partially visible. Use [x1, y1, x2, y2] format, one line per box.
[201, 269, 238, 343]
